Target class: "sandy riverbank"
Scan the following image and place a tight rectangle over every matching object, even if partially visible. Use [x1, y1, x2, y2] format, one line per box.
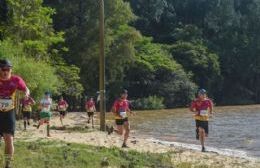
[15, 112, 260, 168]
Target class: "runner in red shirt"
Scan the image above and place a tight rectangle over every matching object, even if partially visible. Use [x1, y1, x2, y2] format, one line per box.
[57, 96, 69, 126]
[0, 59, 30, 167]
[190, 89, 213, 152]
[85, 97, 96, 128]
[20, 95, 35, 130]
[109, 89, 134, 148]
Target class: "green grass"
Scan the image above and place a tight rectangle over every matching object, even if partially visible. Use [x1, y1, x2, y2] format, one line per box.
[0, 140, 175, 168]
[0, 140, 213, 168]
[50, 125, 93, 133]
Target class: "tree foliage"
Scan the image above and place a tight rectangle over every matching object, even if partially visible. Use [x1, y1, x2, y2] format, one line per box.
[0, 0, 83, 102]
[0, 40, 59, 100]
[4, 0, 259, 108]
[129, 0, 260, 105]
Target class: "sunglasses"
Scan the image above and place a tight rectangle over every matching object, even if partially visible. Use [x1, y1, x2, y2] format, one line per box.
[1, 68, 11, 72]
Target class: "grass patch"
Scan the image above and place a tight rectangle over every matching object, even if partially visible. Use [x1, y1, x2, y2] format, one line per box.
[50, 126, 93, 133]
[0, 140, 176, 168]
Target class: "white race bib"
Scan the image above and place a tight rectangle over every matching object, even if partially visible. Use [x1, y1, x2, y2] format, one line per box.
[42, 107, 49, 112]
[200, 110, 208, 116]
[59, 105, 66, 111]
[0, 99, 13, 109]
[41, 98, 52, 112]
[119, 111, 127, 118]
[88, 107, 95, 112]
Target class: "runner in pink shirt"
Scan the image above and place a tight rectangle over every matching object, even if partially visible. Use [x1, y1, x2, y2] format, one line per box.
[85, 97, 96, 128]
[20, 95, 35, 130]
[0, 59, 30, 167]
[109, 90, 134, 148]
[57, 96, 68, 126]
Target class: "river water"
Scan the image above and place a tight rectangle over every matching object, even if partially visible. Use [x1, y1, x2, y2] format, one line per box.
[130, 105, 260, 158]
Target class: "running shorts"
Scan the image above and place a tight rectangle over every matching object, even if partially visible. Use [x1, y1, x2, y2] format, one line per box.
[59, 111, 66, 116]
[40, 111, 52, 120]
[195, 120, 209, 135]
[115, 118, 128, 125]
[22, 111, 31, 119]
[87, 112, 94, 117]
[0, 109, 15, 136]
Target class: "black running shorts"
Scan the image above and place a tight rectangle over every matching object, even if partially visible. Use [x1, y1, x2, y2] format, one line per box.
[59, 111, 66, 116]
[22, 111, 31, 119]
[87, 112, 94, 117]
[195, 120, 208, 134]
[0, 109, 16, 136]
[115, 118, 128, 125]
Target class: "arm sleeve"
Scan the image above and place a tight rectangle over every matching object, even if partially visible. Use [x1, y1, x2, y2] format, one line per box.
[112, 101, 118, 113]
[17, 76, 27, 91]
[209, 100, 213, 111]
[190, 101, 196, 111]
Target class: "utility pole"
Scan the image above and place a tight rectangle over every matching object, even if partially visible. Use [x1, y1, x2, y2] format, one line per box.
[99, 0, 106, 131]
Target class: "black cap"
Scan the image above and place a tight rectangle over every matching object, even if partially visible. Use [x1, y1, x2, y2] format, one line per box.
[0, 59, 12, 68]
[198, 89, 207, 95]
[120, 89, 128, 95]
[45, 91, 51, 96]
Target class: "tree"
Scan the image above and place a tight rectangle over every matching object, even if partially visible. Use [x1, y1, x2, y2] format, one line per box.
[170, 41, 221, 97]
[44, 0, 140, 98]
[1, 0, 64, 59]
[125, 37, 197, 107]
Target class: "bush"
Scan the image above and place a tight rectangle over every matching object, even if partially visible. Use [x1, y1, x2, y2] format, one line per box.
[0, 40, 59, 100]
[132, 96, 165, 110]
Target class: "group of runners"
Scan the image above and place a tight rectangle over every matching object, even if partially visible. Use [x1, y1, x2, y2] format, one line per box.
[0, 59, 213, 167]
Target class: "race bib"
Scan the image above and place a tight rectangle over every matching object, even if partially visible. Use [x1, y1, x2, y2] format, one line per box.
[200, 110, 208, 116]
[88, 107, 95, 112]
[59, 105, 66, 111]
[23, 105, 32, 112]
[119, 111, 127, 118]
[42, 106, 50, 112]
[0, 99, 13, 110]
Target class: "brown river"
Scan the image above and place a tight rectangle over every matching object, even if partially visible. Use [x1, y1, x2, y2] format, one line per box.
[123, 105, 260, 158]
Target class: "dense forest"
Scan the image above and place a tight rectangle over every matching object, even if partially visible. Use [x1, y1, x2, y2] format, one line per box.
[1, 0, 260, 109]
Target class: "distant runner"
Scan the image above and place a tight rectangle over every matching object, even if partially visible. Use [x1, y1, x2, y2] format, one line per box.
[85, 97, 96, 128]
[20, 95, 35, 130]
[0, 59, 30, 168]
[190, 89, 213, 152]
[109, 89, 134, 148]
[37, 92, 52, 137]
[57, 96, 68, 126]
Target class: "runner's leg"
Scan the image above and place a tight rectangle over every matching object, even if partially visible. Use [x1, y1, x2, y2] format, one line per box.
[27, 112, 30, 126]
[3, 134, 14, 167]
[37, 119, 44, 129]
[123, 121, 130, 145]
[87, 112, 90, 124]
[60, 113, 63, 126]
[23, 116, 27, 130]
[199, 127, 205, 151]
[91, 114, 94, 128]
[47, 120, 50, 137]
[114, 125, 123, 135]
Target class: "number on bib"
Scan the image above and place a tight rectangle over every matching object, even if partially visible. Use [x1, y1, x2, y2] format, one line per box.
[200, 110, 208, 116]
[0, 99, 13, 109]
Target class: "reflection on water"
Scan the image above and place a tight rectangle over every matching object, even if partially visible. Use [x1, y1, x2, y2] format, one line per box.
[130, 105, 260, 158]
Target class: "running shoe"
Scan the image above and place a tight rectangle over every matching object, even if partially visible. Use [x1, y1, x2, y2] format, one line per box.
[122, 143, 129, 148]
[201, 146, 206, 152]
